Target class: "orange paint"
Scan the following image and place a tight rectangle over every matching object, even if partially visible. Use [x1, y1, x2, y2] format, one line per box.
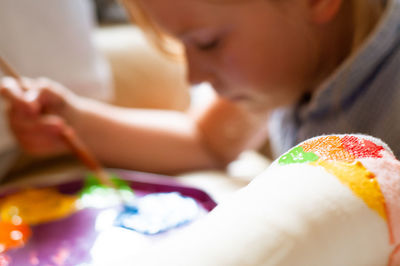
[301, 136, 355, 163]
[315, 160, 387, 219]
[0, 221, 31, 253]
[0, 188, 77, 225]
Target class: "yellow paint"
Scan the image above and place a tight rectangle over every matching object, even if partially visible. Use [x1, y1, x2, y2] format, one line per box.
[314, 160, 386, 219]
[0, 188, 77, 225]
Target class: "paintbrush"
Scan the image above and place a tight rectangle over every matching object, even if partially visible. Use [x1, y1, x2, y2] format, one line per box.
[0, 55, 117, 189]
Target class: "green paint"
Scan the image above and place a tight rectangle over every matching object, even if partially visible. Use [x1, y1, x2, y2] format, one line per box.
[78, 173, 135, 208]
[80, 172, 134, 197]
[278, 146, 319, 165]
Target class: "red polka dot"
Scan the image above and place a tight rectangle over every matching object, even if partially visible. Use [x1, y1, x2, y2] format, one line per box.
[341, 136, 384, 159]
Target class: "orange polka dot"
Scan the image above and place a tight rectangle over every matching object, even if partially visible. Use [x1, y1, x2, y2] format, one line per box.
[301, 136, 355, 163]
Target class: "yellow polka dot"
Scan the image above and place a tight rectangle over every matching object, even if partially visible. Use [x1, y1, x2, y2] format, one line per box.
[314, 160, 386, 219]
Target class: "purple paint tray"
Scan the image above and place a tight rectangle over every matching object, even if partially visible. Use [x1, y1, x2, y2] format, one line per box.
[0, 169, 217, 266]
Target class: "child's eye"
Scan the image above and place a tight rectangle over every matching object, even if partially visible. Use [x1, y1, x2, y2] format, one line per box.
[197, 38, 220, 51]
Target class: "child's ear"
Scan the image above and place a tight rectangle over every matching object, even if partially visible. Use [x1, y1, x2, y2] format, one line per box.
[308, 0, 343, 24]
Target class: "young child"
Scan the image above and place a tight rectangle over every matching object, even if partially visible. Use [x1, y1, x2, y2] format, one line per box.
[1, 0, 399, 176]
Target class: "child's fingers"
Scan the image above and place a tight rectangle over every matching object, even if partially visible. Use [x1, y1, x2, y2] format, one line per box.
[3, 94, 38, 118]
[1, 79, 34, 116]
[39, 114, 66, 135]
[7, 105, 64, 133]
[17, 131, 67, 156]
[8, 114, 67, 156]
[15, 77, 42, 112]
[0, 77, 24, 100]
[0, 77, 40, 115]
[20, 77, 40, 102]
[35, 84, 70, 115]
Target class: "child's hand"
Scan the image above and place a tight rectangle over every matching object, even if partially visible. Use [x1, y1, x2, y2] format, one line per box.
[0, 77, 78, 157]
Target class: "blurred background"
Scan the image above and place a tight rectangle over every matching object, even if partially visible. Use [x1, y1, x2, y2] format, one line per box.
[93, 0, 129, 24]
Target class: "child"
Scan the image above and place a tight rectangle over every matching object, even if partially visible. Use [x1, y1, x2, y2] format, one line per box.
[1, 0, 400, 175]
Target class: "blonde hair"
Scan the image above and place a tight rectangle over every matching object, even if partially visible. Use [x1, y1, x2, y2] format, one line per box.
[119, 0, 183, 58]
[120, 0, 386, 56]
[351, 0, 385, 50]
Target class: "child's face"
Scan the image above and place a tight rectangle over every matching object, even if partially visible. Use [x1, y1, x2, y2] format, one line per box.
[137, 0, 320, 110]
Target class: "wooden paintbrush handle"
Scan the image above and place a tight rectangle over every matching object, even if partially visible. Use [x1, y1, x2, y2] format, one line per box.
[0, 56, 19, 80]
[60, 126, 116, 188]
[60, 126, 101, 171]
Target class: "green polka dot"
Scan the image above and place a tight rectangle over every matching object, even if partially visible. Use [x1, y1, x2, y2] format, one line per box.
[278, 146, 319, 165]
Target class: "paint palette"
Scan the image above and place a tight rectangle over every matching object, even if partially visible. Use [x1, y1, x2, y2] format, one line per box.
[0, 170, 217, 266]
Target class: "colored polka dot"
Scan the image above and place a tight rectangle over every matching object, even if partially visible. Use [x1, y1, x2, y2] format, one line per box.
[315, 160, 386, 219]
[278, 146, 319, 165]
[341, 136, 384, 159]
[301, 136, 355, 162]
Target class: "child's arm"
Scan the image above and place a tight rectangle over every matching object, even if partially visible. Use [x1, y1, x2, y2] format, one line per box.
[0, 77, 269, 174]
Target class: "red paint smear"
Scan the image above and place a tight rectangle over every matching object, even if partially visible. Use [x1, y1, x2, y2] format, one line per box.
[341, 136, 384, 159]
[0, 254, 11, 266]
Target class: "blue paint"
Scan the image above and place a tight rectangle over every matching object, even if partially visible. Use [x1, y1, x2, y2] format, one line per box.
[115, 192, 200, 235]
[121, 203, 139, 214]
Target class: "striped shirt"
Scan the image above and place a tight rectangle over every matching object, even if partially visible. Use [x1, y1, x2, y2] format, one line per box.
[269, 0, 400, 159]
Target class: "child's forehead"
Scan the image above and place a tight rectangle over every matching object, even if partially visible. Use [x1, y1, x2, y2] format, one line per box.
[135, 0, 236, 35]
[134, 0, 278, 34]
